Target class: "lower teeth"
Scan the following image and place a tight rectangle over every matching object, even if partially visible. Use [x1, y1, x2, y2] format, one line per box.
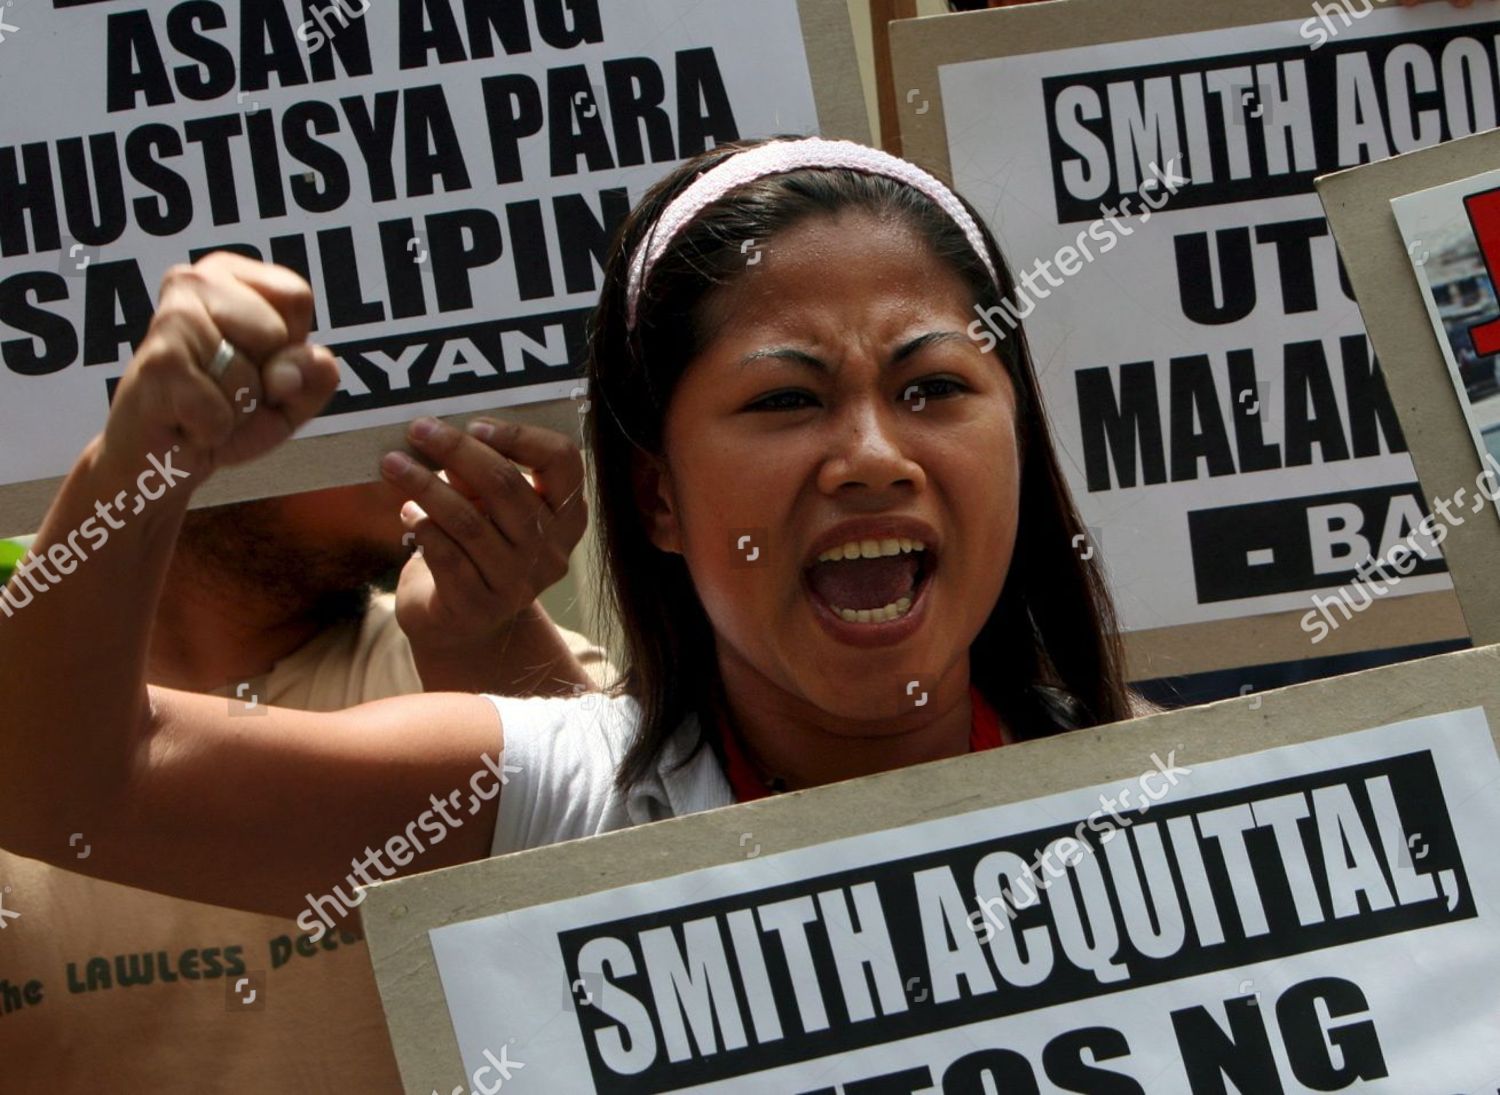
[835, 596, 913, 624]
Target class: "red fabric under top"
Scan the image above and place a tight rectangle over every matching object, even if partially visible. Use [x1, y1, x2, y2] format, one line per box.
[721, 686, 1004, 803]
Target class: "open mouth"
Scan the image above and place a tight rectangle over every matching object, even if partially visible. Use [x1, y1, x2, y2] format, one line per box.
[803, 538, 935, 623]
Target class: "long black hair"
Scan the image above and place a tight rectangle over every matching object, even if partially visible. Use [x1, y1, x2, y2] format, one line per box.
[585, 137, 1131, 790]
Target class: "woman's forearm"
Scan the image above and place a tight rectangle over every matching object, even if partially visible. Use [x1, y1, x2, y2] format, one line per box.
[411, 601, 595, 696]
[0, 434, 193, 848]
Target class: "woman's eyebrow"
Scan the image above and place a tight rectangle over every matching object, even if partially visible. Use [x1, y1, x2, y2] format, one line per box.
[893, 330, 968, 362]
[737, 347, 829, 372]
[738, 331, 968, 374]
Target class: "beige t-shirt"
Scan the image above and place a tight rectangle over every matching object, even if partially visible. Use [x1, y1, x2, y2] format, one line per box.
[0, 595, 611, 1093]
[264, 592, 614, 710]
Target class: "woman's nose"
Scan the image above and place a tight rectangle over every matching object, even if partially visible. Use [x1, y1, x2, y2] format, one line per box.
[816, 396, 926, 499]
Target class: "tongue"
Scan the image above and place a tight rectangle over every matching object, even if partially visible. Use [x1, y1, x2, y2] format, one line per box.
[807, 555, 918, 611]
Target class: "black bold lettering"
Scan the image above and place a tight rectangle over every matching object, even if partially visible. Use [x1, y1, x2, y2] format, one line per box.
[0, 143, 61, 257]
[554, 187, 630, 294]
[304, 0, 375, 80]
[240, 0, 312, 91]
[1277, 978, 1388, 1090]
[342, 92, 402, 202]
[463, 0, 531, 57]
[1169, 354, 1235, 481]
[380, 217, 430, 319]
[427, 208, 504, 311]
[0, 272, 77, 376]
[317, 227, 385, 327]
[1170, 998, 1283, 1095]
[82, 261, 153, 367]
[244, 108, 288, 219]
[1283, 340, 1350, 466]
[942, 1049, 1039, 1094]
[676, 48, 739, 157]
[106, 11, 176, 113]
[1175, 229, 1255, 325]
[1042, 1026, 1144, 1094]
[183, 115, 246, 226]
[168, 2, 237, 101]
[1077, 362, 1167, 491]
[481, 74, 543, 185]
[399, 0, 468, 69]
[1254, 218, 1329, 315]
[284, 102, 351, 213]
[549, 65, 615, 177]
[125, 126, 193, 237]
[1227, 348, 1281, 473]
[536, 0, 603, 49]
[404, 85, 472, 196]
[603, 58, 676, 167]
[506, 200, 554, 300]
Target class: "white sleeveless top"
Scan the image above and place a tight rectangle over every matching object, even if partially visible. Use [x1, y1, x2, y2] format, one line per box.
[483, 694, 734, 855]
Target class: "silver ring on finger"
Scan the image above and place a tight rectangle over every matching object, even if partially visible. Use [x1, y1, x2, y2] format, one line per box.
[205, 338, 239, 382]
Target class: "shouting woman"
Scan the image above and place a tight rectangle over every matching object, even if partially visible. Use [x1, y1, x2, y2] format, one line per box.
[0, 137, 1139, 923]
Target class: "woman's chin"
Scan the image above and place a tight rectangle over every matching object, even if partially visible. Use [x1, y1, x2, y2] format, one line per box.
[793, 685, 935, 729]
[789, 634, 954, 725]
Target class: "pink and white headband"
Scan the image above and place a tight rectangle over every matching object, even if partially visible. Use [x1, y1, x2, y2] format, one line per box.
[624, 137, 1000, 329]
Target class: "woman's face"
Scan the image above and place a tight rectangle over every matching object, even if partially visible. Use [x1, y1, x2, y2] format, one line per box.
[645, 209, 1022, 724]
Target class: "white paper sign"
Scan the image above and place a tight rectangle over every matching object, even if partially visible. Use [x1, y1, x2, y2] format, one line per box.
[429, 708, 1500, 1093]
[930, 9, 1500, 634]
[0, 0, 821, 487]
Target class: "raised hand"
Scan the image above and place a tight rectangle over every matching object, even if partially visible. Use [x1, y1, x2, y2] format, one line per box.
[100, 252, 339, 484]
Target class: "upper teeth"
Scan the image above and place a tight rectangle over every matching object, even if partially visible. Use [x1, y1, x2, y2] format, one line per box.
[816, 538, 926, 563]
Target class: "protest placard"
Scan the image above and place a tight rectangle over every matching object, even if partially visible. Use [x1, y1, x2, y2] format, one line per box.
[1320, 126, 1500, 647]
[0, 0, 866, 532]
[361, 643, 1500, 1093]
[889, 0, 1489, 677]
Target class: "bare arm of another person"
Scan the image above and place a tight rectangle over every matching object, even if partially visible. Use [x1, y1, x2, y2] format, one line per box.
[0, 255, 508, 920]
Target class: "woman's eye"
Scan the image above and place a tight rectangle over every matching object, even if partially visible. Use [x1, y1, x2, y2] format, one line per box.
[746, 390, 819, 412]
[902, 376, 967, 402]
